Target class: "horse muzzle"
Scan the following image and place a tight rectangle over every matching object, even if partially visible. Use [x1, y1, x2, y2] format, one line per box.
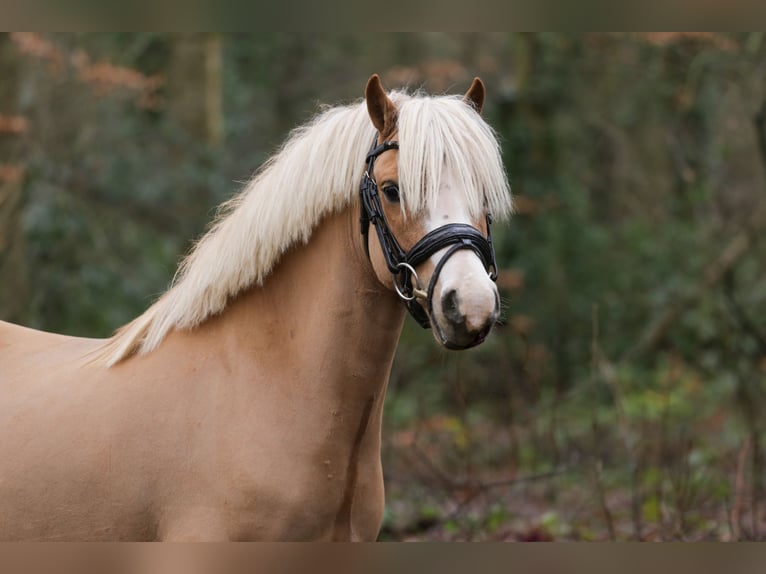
[428, 255, 500, 350]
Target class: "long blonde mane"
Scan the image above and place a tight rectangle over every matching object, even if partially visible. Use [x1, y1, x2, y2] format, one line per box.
[95, 90, 512, 366]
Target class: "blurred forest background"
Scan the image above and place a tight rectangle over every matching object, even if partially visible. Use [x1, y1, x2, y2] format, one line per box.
[1, 32, 766, 541]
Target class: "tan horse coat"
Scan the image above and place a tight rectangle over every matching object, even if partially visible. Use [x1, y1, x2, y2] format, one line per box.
[0, 75, 510, 541]
[0, 208, 405, 541]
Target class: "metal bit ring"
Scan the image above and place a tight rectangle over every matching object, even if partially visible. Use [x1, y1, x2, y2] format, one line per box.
[393, 262, 427, 301]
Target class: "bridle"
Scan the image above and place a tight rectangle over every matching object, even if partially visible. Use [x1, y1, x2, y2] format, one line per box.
[359, 134, 498, 328]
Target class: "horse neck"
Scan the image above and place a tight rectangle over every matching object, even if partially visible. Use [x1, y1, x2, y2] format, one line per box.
[186, 206, 406, 399]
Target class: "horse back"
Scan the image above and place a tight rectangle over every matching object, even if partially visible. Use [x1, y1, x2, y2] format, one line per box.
[0, 320, 102, 378]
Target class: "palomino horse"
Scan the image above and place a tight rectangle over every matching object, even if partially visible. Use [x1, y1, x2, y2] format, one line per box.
[0, 75, 511, 540]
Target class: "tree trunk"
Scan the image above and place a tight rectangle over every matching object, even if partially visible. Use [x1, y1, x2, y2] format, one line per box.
[0, 33, 27, 322]
[167, 33, 224, 148]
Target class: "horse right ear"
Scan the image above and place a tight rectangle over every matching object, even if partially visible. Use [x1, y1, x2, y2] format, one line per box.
[365, 74, 397, 135]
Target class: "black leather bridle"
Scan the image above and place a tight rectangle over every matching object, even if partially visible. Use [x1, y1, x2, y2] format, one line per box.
[359, 134, 498, 328]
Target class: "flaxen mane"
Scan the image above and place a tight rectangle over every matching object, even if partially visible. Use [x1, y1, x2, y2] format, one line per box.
[95, 90, 511, 367]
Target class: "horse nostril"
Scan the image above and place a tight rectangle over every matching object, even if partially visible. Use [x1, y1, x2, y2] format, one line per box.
[442, 289, 463, 323]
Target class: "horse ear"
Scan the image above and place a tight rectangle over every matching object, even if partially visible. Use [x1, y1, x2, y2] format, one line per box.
[365, 74, 397, 135]
[464, 77, 485, 114]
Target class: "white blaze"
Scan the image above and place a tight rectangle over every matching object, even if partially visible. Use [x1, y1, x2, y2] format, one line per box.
[426, 166, 499, 337]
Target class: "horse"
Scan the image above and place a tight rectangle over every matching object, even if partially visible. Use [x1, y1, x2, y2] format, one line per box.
[0, 74, 511, 541]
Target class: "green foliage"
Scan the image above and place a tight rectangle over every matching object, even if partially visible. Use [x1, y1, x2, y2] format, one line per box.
[3, 33, 766, 540]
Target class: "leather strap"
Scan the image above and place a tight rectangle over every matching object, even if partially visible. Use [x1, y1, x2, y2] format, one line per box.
[359, 134, 498, 328]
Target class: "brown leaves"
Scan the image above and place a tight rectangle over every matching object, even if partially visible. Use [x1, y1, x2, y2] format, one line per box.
[10, 32, 65, 71]
[496, 268, 524, 291]
[10, 33, 164, 110]
[0, 165, 24, 184]
[0, 115, 28, 135]
[636, 33, 739, 52]
[74, 57, 164, 110]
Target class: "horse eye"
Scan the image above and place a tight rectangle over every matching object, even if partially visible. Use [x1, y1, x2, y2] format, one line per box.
[382, 184, 400, 204]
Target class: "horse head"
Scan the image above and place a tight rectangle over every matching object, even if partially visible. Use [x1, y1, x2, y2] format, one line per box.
[361, 74, 506, 350]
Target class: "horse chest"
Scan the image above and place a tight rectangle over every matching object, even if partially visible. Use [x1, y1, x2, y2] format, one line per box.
[215, 403, 385, 541]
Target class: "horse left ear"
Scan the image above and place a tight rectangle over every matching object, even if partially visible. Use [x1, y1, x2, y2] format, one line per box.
[464, 77, 485, 114]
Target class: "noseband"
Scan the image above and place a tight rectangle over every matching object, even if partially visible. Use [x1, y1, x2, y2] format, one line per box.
[359, 134, 498, 328]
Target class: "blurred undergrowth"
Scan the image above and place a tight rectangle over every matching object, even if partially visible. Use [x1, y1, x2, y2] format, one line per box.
[1, 33, 765, 540]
